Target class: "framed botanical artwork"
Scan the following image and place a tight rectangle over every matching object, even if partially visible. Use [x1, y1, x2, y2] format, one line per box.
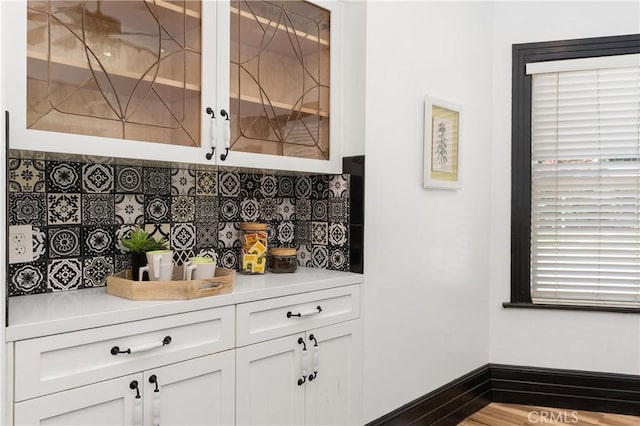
[423, 96, 462, 189]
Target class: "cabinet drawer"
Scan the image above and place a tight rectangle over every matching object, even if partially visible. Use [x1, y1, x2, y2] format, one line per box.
[14, 306, 234, 402]
[236, 285, 360, 346]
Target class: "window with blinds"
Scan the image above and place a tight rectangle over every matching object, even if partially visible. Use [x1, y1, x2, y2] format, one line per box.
[528, 54, 640, 307]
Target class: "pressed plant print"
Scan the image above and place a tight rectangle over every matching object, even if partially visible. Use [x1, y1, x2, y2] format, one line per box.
[432, 117, 453, 173]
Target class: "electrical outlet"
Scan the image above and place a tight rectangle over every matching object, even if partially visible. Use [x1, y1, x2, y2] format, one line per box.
[9, 225, 34, 264]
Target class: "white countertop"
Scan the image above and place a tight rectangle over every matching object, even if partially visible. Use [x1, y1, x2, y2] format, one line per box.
[7, 268, 363, 341]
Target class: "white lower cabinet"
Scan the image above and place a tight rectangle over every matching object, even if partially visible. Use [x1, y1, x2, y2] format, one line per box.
[14, 352, 235, 426]
[236, 320, 362, 426]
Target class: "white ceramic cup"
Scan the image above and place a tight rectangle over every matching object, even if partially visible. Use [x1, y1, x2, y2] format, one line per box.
[138, 250, 174, 281]
[183, 256, 216, 281]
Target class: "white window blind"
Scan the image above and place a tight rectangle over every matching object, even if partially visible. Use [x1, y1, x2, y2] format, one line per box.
[530, 56, 640, 307]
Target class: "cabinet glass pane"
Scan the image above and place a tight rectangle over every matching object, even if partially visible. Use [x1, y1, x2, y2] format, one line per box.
[26, 1, 202, 147]
[230, 1, 330, 160]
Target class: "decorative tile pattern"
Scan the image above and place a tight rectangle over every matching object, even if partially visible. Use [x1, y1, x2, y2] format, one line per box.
[9, 193, 47, 226]
[9, 262, 47, 295]
[296, 244, 313, 267]
[311, 222, 328, 245]
[48, 193, 81, 225]
[267, 222, 278, 245]
[144, 167, 171, 195]
[276, 221, 295, 244]
[116, 166, 143, 193]
[197, 249, 219, 264]
[219, 172, 241, 197]
[312, 200, 328, 221]
[328, 198, 349, 222]
[329, 174, 350, 198]
[195, 196, 218, 222]
[328, 223, 348, 246]
[48, 259, 83, 291]
[295, 221, 311, 244]
[145, 196, 171, 223]
[144, 223, 171, 242]
[115, 254, 131, 274]
[115, 225, 137, 254]
[196, 223, 218, 249]
[218, 222, 241, 248]
[47, 161, 81, 192]
[295, 198, 312, 221]
[260, 175, 278, 197]
[82, 194, 115, 225]
[219, 248, 240, 269]
[259, 198, 277, 221]
[83, 226, 115, 256]
[311, 245, 329, 268]
[48, 227, 81, 258]
[171, 196, 196, 223]
[311, 175, 329, 199]
[329, 247, 349, 271]
[82, 163, 114, 193]
[173, 250, 196, 266]
[240, 173, 262, 197]
[9, 158, 46, 192]
[295, 176, 312, 198]
[171, 223, 196, 250]
[32, 227, 47, 261]
[196, 171, 218, 195]
[278, 176, 295, 197]
[171, 168, 196, 195]
[219, 198, 240, 221]
[277, 198, 295, 220]
[240, 198, 260, 221]
[83, 257, 114, 287]
[115, 194, 144, 224]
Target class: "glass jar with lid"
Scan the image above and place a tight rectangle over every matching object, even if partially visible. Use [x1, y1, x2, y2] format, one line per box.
[269, 248, 297, 274]
[239, 223, 268, 274]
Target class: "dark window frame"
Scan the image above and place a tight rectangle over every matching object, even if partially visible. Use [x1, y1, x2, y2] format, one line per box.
[507, 34, 640, 313]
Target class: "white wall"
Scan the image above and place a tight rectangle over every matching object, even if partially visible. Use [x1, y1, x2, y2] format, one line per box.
[489, 2, 640, 375]
[363, 2, 493, 422]
[0, 1, 7, 422]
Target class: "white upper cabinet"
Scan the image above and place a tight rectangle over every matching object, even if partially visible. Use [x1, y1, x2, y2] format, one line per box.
[3, 0, 342, 173]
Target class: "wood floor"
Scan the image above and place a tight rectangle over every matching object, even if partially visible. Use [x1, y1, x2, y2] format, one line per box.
[458, 403, 640, 426]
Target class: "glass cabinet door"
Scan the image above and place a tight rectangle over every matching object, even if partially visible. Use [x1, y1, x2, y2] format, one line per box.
[26, 0, 202, 147]
[230, 0, 330, 160]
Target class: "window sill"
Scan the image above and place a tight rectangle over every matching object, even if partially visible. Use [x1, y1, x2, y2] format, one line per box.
[502, 302, 640, 314]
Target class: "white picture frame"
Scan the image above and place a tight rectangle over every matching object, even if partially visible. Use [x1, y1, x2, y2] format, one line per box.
[423, 96, 462, 189]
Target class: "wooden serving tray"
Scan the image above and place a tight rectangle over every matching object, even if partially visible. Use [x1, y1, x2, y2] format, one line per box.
[106, 267, 236, 301]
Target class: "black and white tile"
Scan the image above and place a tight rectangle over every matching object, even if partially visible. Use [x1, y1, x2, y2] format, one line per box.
[82, 194, 115, 225]
[219, 198, 240, 221]
[296, 244, 313, 267]
[329, 247, 349, 271]
[276, 198, 295, 220]
[328, 222, 348, 246]
[171, 196, 195, 223]
[171, 223, 196, 250]
[329, 174, 350, 198]
[312, 200, 328, 221]
[328, 197, 349, 222]
[48, 259, 83, 291]
[295, 198, 312, 221]
[144, 167, 171, 195]
[196, 170, 218, 196]
[196, 223, 218, 249]
[197, 249, 219, 264]
[144, 196, 171, 223]
[115, 225, 137, 254]
[9, 262, 47, 295]
[259, 198, 277, 221]
[48, 226, 81, 258]
[47, 161, 81, 192]
[267, 222, 278, 245]
[83, 226, 115, 257]
[32, 227, 47, 261]
[82, 163, 114, 193]
[278, 176, 295, 197]
[115, 194, 144, 224]
[276, 221, 295, 245]
[295, 176, 312, 198]
[83, 256, 114, 287]
[171, 168, 196, 195]
[115, 254, 131, 274]
[311, 245, 329, 268]
[295, 221, 311, 244]
[9, 158, 46, 192]
[195, 196, 218, 222]
[240, 198, 260, 221]
[311, 175, 329, 199]
[260, 175, 278, 197]
[144, 223, 171, 243]
[219, 172, 241, 197]
[218, 222, 241, 248]
[48, 193, 81, 225]
[219, 248, 240, 269]
[9, 193, 47, 226]
[240, 173, 262, 197]
[115, 165, 143, 193]
[311, 222, 328, 245]
[173, 250, 196, 266]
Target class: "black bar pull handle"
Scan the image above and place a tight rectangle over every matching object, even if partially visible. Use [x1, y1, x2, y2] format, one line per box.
[220, 109, 230, 161]
[287, 306, 322, 319]
[205, 107, 216, 160]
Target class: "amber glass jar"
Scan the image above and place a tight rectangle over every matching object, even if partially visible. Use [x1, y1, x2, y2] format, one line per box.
[240, 223, 268, 274]
[269, 248, 298, 274]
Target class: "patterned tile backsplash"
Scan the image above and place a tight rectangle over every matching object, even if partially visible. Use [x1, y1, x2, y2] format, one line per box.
[7, 157, 351, 297]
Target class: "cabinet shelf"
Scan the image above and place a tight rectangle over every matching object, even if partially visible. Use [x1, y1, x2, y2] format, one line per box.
[230, 92, 328, 118]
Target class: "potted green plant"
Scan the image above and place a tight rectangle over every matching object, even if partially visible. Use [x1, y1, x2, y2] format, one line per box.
[121, 227, 169, 280]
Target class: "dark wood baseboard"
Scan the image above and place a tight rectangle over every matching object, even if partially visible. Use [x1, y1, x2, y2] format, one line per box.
[365, 365, 492, 426]
[367, 364, 640, 425]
